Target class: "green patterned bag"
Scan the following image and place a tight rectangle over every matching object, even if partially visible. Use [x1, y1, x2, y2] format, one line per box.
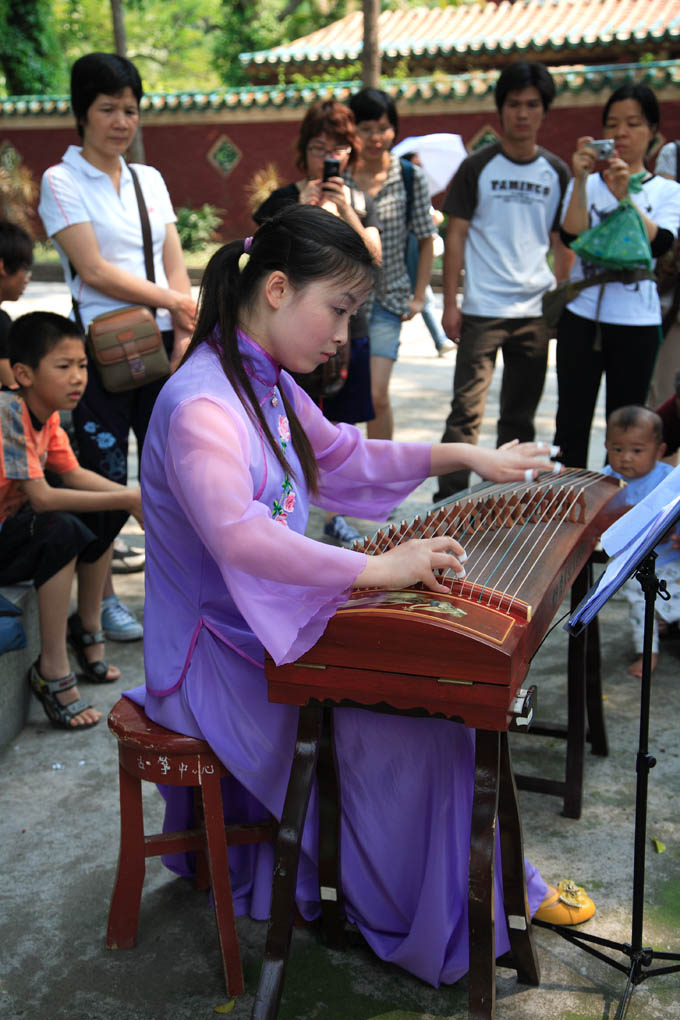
[570, 172, 652, 271]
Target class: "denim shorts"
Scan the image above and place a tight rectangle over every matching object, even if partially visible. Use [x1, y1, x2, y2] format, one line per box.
[369, 301, 403, 361]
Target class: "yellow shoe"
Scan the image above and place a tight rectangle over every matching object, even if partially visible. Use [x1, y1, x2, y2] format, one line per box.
[534, 880, 595, 926]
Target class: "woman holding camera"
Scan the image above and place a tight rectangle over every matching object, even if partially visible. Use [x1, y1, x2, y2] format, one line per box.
[554, 83, 680, 469]
[39, 52, 195, 639]
[253, 99, 381, 544]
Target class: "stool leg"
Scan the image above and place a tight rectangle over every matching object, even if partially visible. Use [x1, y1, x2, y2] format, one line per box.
[201, 768, 244, 998]
[107, 762, 146, 950]
[193, 788, 211, 891]
[468, 729, 500, 1020]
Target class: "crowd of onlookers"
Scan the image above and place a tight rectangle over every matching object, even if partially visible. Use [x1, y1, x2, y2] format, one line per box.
[1, 51, 680, 736]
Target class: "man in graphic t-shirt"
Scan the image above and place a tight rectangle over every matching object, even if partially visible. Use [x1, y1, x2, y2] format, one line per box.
[435, 61, 571, 499]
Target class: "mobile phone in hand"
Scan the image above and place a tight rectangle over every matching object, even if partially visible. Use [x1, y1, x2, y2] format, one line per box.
[323, 157, 341, 182]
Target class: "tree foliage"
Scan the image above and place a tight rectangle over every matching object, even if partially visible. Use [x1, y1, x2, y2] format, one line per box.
[213, 0, 349, 87]
[53, 0, 224, 93]
[0, 0, 416, 98]
[0, 0, 65, 95]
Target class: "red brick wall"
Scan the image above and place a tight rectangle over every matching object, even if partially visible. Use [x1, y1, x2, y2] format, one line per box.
[3, 99, 679, 243]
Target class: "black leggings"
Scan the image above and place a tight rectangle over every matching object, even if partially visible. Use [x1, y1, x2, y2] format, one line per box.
[553, 309, 660, 469]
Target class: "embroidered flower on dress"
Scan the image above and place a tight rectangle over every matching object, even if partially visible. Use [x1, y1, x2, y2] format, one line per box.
[271, 415, 297, 524]
[278, 416, 290, 443]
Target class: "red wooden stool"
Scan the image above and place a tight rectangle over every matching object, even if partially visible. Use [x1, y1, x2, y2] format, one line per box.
[106, 697, 276, 996]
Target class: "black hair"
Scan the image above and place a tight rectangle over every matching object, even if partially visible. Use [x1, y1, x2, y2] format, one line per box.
[182, 204, 376, 495]
[9, 311, 84, 370]
[606, 405, 663, 444]
[0, 221, 33, 275]
[675, 369, 680, 400]
[495, 61, 556, 113]
[602, 83, 659, 137]
[71, 52, 143, 139]
[348, 87, 399, 135]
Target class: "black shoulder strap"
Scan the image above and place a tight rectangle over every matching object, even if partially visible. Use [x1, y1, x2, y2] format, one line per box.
[128, 164, 156, 285]
[675, 140, 680, 182]
[400, 157, 415, 227]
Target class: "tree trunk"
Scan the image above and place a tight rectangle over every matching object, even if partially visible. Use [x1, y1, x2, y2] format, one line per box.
[109, 0, 146, 164]
[361, 0, 381, 88]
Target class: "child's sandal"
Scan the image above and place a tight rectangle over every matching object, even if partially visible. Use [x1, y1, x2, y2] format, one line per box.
[67, 612, 116, 684]
[28, 659, 99, 730]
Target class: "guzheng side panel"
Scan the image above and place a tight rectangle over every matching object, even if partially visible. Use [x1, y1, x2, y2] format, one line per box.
[296, 588, 523, 684]
[266, 588, 531, 729]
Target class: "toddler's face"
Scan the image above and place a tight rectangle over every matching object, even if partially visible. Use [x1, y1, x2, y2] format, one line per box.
[605, 424, 664, 480]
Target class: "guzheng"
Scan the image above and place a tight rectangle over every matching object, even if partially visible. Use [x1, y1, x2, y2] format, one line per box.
[267, 468, 624, 731]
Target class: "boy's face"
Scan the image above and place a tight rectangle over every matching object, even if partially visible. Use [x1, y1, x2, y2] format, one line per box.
[605, 424, 665, 480]
[0, 263, 31, 302]
[14, 337, 87, 421]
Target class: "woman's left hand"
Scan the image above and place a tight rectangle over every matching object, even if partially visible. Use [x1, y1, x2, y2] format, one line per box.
[603, 156, 630, 202]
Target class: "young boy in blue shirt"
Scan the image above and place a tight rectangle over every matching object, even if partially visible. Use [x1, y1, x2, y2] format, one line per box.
[603, 405, 680, 677]
[0, 312, 142, 730]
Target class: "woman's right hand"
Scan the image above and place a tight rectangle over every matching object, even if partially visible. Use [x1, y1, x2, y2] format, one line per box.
[572, 137, 599, 179]
[169, 290, 197, 333]
[354, 536, 467, 595]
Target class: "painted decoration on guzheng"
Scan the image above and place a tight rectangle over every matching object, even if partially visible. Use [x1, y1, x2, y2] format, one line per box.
[339, 587, 517, 645]
[344, 590, 467, 617]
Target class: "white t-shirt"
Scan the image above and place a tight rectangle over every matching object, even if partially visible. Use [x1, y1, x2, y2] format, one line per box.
[443, 143, 569, 318]
[656, 141, 679, 180]
[562, 172, 680, 326]
[39, 145, 176, 331]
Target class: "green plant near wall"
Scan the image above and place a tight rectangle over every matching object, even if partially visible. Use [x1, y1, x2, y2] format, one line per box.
[175, 204, 222, 253]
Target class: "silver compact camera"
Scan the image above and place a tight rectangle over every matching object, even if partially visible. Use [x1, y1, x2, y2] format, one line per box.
[588, 138, 616, 159]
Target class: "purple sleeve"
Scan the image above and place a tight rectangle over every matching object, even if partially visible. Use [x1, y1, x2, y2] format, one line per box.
[165, 396, 367, 664]
[290, 378, 432, 520]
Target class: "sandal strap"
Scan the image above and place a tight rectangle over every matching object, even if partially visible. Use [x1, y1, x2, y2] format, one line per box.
[55, 696, 96, 723]
[68, 613, 105, 647]
[29, 661, 77, 696]
[80, 659, 111, 682]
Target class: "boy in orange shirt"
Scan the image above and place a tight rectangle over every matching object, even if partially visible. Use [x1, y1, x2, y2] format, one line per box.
[0, 311, 142, 730]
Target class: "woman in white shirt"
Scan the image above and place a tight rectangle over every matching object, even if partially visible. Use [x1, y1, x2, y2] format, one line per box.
[39, 52, 196, 641]
[554, 83, 680, 469]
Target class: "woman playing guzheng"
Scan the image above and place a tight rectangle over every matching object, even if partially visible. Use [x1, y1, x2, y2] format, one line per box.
[126, 204, 594, 988]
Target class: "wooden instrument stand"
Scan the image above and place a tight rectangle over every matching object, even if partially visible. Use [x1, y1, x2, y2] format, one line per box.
[252, 695, 540, 1020]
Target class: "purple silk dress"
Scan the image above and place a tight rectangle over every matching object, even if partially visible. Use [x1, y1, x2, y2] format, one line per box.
[126, 334, 547, 987]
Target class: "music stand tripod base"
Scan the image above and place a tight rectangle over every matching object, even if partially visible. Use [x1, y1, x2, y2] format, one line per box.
[542, 548, 680, 1020]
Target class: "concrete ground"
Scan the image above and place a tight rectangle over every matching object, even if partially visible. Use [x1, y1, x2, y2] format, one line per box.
[1, 283, 679, 1020]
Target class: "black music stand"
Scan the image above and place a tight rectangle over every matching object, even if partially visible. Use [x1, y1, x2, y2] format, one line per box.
[533, 487, 680, 1019]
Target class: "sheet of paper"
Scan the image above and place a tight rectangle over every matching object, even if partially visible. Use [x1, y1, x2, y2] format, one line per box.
[602, 464, 680, 555]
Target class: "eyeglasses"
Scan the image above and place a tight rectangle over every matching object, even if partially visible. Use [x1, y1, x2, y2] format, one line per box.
[356, 123, 394, 138]
[306, 144, 352, 158]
